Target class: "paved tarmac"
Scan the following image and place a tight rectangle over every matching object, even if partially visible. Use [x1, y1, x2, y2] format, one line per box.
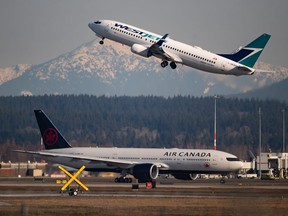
[1, 177, 288, 198]
[1, 177, 288, 216]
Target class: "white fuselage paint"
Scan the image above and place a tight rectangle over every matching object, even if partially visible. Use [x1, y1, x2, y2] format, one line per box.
[88, 20, 255, 76]
[38, 147, 243, 175]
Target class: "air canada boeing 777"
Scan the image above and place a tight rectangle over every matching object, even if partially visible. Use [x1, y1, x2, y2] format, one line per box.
[88, 20, 271, 76]
[16, 110, 243, 185]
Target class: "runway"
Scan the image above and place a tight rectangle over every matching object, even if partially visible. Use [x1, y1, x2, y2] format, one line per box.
[1, 177, 288, 198]
[1, 177, 288, 215]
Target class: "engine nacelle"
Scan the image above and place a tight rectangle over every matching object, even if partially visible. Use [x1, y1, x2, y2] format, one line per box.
[131, 44, 152, 58]
[172, 173, 199, 181]
[131, 164, 159, 182]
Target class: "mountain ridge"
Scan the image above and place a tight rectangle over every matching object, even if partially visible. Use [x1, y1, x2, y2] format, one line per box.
[0, 39, 287, 98]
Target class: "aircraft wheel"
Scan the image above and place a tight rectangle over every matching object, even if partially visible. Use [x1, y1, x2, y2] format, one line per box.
[170, 62, 177, 69]
[99, 40, 104, 45]
[161, 61, 168, 68]
[114, 177, 119, 183]
[69, 189, 75, 196]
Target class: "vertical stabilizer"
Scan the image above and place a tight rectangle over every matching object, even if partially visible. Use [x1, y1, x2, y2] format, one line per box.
[218, 33, 271, 67]
[34, 110, 72, 149]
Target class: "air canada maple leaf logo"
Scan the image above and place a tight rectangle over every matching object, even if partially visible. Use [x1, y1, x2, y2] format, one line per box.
[43, 128, 58, 146]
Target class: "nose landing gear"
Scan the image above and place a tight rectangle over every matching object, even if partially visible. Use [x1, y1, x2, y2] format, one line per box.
[99, 38, 105, 45]
[220, 178, 226, 184]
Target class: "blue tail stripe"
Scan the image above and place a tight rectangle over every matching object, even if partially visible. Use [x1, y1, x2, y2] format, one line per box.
[217, 33, 271, 68]
[219, 49, 253, 62]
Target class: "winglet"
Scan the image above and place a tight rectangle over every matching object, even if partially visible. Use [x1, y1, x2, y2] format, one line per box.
[156, 33, 169, 46]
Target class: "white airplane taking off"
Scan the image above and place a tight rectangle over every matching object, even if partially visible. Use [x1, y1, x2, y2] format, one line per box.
[88, 20, 271, 76]
[16, 110, 243, 185]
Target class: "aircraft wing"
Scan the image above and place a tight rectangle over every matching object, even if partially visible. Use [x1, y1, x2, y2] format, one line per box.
[149, 34, 182, 63]
[14, 150, 169, 170]
[163, 49, 183, 63]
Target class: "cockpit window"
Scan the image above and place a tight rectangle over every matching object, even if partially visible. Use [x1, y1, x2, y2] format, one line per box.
[226, 157, 240, 161]
[94, 21, 101, 24]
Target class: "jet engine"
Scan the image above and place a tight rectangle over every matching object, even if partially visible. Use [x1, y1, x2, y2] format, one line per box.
[131, 163, 159, 182]
[172, 173, 199, 180]
[131, 44, 152, 58]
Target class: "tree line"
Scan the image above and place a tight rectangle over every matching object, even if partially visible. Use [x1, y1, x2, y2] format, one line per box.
[0, 95, 287, 161]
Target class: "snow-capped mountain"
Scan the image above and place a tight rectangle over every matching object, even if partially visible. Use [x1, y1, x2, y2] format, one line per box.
[0, 39, 287, 97]
[0, 64, 31, 85]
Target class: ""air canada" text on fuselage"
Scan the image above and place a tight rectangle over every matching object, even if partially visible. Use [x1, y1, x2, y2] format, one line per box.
[163, 152, 211, 157]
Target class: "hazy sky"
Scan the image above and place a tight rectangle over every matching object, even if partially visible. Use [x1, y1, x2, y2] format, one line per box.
[0, 0, 287, 68]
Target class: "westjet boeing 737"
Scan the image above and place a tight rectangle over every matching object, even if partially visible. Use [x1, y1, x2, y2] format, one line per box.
[16, 110, 243, 185]
[88, 20, 271, 76]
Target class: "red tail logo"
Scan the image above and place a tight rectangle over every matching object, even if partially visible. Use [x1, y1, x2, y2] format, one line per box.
[43, 128, 58, 146]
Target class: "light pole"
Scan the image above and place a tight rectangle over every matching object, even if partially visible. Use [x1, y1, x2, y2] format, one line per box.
[259, 107, 262, 179]
[283, 109, 287, 179]
[213, 95, 217, 150]
[282, 109, 286, 153]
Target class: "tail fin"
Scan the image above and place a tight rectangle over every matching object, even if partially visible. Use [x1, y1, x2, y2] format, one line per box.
[218, 33, 271, 68]
[34, 110, 72, 149]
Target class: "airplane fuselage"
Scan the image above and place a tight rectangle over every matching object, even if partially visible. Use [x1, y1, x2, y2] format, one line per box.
[38, 147, 242, 175]
[88, 20, 256, 76]
[18, 110, 244, 183]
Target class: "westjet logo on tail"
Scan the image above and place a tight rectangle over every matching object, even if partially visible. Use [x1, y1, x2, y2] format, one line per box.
[115, 23, 162, 40]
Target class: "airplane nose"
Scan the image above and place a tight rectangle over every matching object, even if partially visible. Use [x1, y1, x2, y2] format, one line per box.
[238, 161, 244, 170]
[88, 23, 94, 30]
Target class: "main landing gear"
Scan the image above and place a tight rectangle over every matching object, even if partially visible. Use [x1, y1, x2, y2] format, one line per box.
[160, 61, 177, 69]
[114, 176, 133, 183]
[220, 175, 226, 184]
[161, 61, 169, 68]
